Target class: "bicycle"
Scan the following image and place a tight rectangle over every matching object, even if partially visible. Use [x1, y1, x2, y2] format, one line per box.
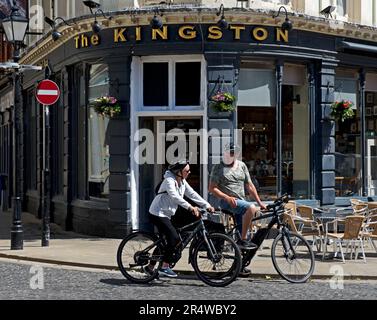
[220, 195, 315, 283]
[116, 208, 242, 287]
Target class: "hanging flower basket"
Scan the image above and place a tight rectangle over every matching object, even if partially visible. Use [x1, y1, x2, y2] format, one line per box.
[209, 91, 236, 112]
[90, 96, 121, 118]
[331, 100, 355, 122]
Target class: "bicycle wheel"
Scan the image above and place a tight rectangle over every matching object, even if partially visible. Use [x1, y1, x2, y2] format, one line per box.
[271, 232, 315, 283]
[191, 233, 242, 287]
[116, 232, 163, 284]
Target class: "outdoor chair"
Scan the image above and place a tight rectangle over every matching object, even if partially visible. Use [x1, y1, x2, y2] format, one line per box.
[323, 215, 366, 263]
[284, 201, 297, 215]
[352, 203, 369, 216]
[350, 198, 366, 207]
[361, 213, 377, 253]
[282, 209, 323, 253]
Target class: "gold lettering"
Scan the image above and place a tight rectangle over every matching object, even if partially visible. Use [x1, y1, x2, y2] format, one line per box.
[207, 26, 222, 40]
[152, 26, 168, 40]
[74, 36, 80, 49]
[91, 34, 99, 45]
[136, 26, 141, 41]
[230, 25, 245, 40]
[276, 28, 289, 42]
[81, 35, 89, 47]
[252, 27, 268, 41]
[178, 25, 196, 40]
[114, 28, 127, 42]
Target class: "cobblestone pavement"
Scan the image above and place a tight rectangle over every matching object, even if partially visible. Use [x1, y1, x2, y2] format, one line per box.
[0, 259, 376, 300]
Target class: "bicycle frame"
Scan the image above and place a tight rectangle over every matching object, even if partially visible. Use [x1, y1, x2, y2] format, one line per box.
[224, 202, 295, 265]
[139, 215, 219, 266]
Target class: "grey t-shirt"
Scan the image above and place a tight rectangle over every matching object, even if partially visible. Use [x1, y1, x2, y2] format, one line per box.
[209, 160, 252, 200]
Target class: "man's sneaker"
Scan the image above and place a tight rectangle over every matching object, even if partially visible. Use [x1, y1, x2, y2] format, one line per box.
[142, 265, 155, 276]
[158, 267, 178, 278]
[237, 239, 258, 250]
[239, 267, 252, 277]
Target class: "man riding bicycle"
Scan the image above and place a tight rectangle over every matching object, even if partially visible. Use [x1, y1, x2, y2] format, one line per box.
[146, 160, 215, 278]
[209, 143, 267, 275]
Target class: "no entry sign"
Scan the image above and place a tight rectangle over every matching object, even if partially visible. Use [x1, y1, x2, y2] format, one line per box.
[36, 80, 60, 105]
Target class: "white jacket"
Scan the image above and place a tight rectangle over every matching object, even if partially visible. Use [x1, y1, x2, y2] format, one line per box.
[149, 170, 211, 219]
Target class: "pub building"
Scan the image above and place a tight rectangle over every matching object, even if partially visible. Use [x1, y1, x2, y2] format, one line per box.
[1, 6, 377, 236]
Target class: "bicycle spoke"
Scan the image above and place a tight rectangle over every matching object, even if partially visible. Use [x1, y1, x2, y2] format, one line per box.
[117, 232, 162, 283]
[192, 233, 241, 287]
[271, 233, 315, 283]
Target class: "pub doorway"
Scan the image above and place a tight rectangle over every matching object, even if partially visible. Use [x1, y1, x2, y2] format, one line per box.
[137, 116, 203, 230]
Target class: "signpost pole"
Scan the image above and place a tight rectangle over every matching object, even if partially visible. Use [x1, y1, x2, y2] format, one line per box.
[42, 104, 50, 247]
[36, 79, 60, 248]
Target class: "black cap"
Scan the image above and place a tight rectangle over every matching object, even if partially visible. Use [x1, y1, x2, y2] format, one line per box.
[224, 142, 240, 153]
[168, 160, 189, 172]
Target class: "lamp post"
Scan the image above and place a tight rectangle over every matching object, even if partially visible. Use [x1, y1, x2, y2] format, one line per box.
[2, 7, 29, 250]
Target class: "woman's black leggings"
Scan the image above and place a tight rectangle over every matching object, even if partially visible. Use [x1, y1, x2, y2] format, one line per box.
[149, 214, 180, 264]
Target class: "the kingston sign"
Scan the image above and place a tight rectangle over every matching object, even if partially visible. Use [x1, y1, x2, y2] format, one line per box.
[74, 24, 289, 49]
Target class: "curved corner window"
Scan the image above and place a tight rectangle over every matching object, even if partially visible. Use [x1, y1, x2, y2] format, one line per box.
[88, 64, 110, 199]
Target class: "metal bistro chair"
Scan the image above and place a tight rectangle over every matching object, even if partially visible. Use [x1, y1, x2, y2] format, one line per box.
[282, 208, 323, 253]
[284, 201, 297, 216]
[361, 213, 377, 253]
[296, 205, 324, 252]
[323, 215, 366, 263]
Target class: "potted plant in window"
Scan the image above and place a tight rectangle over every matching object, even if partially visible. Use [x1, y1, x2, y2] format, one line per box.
[90, 96, 121, 118]
[209, 91, 236, 112]
[331, 99, 355, 122]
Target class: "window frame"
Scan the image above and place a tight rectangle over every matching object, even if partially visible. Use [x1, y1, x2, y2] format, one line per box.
[137, 55, 205, 112]
[87, 63, 110, 200]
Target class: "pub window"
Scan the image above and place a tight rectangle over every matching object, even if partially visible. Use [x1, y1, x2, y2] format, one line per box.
[365, 73, 377, 197]
[143, 62, 169, 107]
[334, 70, 360, 197]
[175, 62, 201, 106]
[88, 64, 110, 198]
[141, 59, 202, 109]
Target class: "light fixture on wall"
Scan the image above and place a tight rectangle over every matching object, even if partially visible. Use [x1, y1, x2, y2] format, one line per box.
[216, 4, 228, 29]
[272, 6, 293, 31]
[150, 9, 163, 29]
[320, 5, 336, 19]
[44, 16, 73, 41]
[83, 0, 112, 34]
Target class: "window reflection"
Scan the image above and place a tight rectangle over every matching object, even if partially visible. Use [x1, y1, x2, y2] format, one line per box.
[88, 64, 110, 198]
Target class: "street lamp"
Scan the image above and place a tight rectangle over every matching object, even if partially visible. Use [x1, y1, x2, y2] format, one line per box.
[2, 6, 29, 250]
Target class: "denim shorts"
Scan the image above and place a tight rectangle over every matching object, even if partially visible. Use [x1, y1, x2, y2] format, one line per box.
[219, 199, 255, 233]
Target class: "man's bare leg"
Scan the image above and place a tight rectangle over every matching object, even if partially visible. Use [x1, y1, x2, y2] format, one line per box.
[242, 205, 258, 240]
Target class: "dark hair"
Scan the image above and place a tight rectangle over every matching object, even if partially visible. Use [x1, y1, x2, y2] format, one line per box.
[168, 160, 189, 173]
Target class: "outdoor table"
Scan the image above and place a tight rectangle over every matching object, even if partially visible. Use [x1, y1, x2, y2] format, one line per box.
[313, 207, 354, 260]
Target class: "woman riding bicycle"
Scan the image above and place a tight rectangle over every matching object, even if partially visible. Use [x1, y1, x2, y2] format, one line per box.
[146, 160, 215, 278]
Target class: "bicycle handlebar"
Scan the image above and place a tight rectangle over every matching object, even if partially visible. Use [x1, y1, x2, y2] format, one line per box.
[265, 194, 290, 211]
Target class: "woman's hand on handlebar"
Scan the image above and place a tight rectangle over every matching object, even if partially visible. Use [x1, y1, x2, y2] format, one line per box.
[191, 206, 201, 217]
[207, 206, 215, 213]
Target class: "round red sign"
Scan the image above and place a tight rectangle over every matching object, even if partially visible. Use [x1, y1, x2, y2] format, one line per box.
[36, 80, 60, 105]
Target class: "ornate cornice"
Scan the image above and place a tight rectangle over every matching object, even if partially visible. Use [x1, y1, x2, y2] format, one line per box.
[20, 8, 377, 66]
